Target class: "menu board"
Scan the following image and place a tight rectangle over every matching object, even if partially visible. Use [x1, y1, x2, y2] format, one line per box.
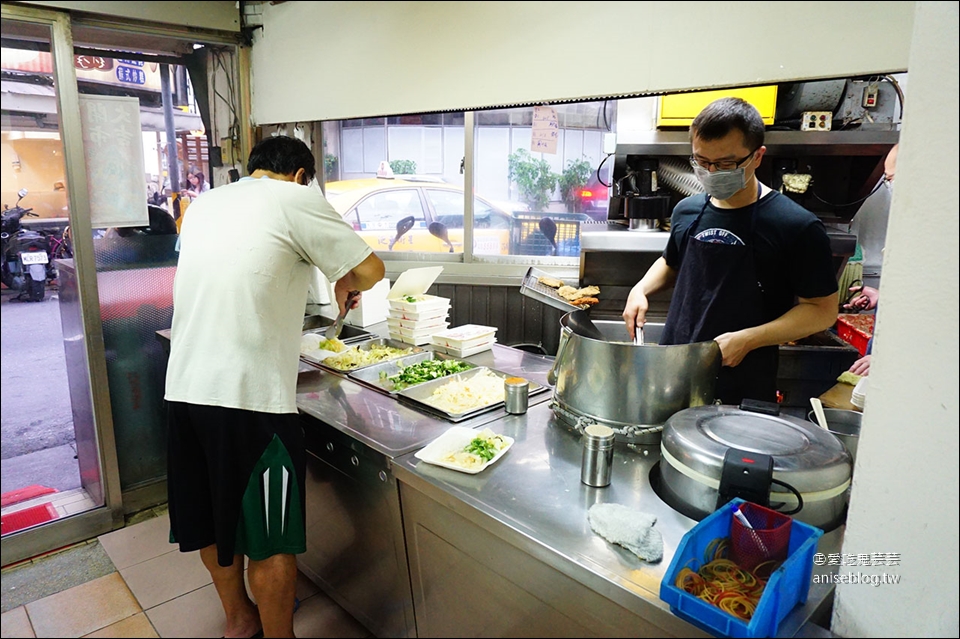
[79, 94, 149, 229]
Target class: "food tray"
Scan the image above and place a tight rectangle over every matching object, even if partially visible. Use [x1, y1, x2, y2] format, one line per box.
[414, 426, 515, 474]
[397, 366, 545, 422]
[347, 351, 476, 396]
[659, 498, 823, 638]
[519, 266, 586, 313]
[836, 314, 874, 356]
[302, 337, 421, 373]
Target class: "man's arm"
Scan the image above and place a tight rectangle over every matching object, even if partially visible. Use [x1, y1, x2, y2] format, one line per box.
[333, 252, 386, 313]
[714, 291, 839, 367]
[622, 256, 677, 340]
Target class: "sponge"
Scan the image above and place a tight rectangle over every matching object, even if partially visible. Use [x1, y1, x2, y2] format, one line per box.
[837, 371, 862, 386]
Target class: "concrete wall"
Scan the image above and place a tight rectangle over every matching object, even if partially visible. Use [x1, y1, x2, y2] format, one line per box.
[831, 2, 958, 636]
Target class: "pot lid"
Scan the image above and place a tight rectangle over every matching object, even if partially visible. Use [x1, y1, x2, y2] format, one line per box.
[661, 405, 851, 492]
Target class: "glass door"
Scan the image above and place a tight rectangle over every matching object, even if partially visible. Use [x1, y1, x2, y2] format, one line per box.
[1, 6, 122, 566]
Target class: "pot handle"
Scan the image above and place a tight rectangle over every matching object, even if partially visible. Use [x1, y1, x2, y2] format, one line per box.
[546, 326, 572, 386]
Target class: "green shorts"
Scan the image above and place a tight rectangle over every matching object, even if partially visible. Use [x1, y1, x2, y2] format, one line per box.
[166, 402, 306, 567]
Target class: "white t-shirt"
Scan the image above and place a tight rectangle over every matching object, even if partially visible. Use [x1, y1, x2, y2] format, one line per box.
[164, 177, 372, 414]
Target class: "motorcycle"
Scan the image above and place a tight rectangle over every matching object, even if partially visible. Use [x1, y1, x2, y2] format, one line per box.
[1, 189, 51, 302]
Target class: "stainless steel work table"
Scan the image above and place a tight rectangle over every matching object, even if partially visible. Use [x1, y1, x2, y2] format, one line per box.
[389, 393, 842, 638]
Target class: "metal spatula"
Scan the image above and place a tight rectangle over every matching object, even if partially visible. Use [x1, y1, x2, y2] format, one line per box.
[325, 290, 360, 340]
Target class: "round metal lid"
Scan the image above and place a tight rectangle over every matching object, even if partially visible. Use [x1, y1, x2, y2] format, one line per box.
[661, 405, 851, 492]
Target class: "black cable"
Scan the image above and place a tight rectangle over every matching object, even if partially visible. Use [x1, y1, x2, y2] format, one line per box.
[769, 478, 803, 515]
[812, 178, 885, 209]
[596, 153, 614, 188]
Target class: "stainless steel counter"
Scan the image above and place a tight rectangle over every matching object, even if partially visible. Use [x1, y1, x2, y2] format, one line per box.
[296, 344, 556, 458]
[390, 398, 842, 637]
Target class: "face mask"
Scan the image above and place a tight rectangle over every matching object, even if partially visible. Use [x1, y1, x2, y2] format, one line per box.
[693, 165, 747, 201]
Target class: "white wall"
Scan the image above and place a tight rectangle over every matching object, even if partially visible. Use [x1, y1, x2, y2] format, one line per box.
[249, 1, 914, 124]
[19, 1, 240, 32]
[831, 2, 959, 636]
[249, 2, 959, 637]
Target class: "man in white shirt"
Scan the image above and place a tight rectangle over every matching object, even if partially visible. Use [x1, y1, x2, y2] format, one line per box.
[165, 135, 384, 638]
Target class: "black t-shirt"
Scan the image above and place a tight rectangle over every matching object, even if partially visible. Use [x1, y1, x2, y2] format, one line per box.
[663, 191, 838, 322]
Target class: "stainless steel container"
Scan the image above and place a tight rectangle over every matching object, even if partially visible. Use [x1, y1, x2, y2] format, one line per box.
[580, 424, 615, 487]
[504, 377, 530, 414]
[807, 408, 861, 464]
[548, 311, 721, 445]
[656, 405, 853, 531]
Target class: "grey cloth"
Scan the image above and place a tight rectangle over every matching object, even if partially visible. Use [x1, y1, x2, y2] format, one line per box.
[588, 503, 663, 563]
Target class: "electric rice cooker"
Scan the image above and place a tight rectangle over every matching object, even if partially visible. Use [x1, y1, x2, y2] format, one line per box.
[655, 405, 852, 531]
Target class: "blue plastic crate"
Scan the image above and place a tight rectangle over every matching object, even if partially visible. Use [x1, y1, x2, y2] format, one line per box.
[659, 499, 824, 638]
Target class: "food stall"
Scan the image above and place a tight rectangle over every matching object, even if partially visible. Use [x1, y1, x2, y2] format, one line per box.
[288, 313, 845, 638]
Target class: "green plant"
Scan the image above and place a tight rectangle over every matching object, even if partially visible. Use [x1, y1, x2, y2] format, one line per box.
[507, 148, 558, 211]
[324, 154, 338, 182]
[559, 157, 592, 213]
[389, 159, 417, 175]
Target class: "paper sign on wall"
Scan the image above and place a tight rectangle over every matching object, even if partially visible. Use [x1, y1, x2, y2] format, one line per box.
[79, 94, 149, 229]
[531, 105, 558, 155]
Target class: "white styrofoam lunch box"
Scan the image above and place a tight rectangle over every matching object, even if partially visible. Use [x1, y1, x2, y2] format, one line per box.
[389, 330, 440, 347]
[387, 321, 450, 339]
[386, 316, 450, 331]
[430, 324, 498, 350]
[387, 306, 451, 322]
[431, 339, 496, 358]
[387, 266, 450, 313]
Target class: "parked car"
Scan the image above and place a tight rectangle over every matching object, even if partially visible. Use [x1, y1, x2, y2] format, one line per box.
[324, 178, 514, 254]
[578, 170, 611, 222]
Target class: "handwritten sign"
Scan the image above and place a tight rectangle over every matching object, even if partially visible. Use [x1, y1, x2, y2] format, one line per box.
[79, 95, 149, 229]
[531, 105, 559, 154]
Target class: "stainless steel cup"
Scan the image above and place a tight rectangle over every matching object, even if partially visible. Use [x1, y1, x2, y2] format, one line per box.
[581, 424, 615, 487]
[504, 377, 529, 414]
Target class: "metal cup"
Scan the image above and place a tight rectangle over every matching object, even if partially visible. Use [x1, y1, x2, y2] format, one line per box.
[504, 377, 529, 414]
[581, 424, 615, 487]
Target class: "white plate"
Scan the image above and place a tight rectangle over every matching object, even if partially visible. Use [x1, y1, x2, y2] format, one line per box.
[414, 426, 514, 474]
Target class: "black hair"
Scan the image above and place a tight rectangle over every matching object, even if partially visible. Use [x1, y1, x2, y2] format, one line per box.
[689, 97, 765, 151]
[246, 135, 317, 182]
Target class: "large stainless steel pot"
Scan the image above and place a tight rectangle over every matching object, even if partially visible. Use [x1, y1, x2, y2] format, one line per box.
[655, 405, 852, 531]
[548, 311, 721, 444]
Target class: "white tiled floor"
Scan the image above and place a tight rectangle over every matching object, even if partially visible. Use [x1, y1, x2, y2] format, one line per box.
[0, 512, 374, 638]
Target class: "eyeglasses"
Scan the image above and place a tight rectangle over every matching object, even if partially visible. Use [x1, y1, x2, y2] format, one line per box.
[689, 150, 757, 172]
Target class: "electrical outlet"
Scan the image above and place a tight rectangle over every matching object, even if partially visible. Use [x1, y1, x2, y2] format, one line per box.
[862, 83, 880, 108]
[801, 111, 832, 131]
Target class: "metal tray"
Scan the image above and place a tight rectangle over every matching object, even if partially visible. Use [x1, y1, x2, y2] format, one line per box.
[520, 266, 588, 313]
[303, 337, 422, 374]
[396, 366, 546, 422]
[347, 351, 477, 396]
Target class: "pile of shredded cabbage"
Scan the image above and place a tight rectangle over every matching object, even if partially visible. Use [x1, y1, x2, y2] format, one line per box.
[425, 369, 505, 414]
[322, 344, 415, 370]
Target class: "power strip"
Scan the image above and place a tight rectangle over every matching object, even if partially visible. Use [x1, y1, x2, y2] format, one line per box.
[801, 111, 832, 131]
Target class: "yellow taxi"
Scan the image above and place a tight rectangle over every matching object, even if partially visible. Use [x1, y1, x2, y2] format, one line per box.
[324, 177, 516, 254]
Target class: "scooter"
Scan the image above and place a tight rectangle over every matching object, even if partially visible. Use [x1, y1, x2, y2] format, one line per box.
[1, 189, 50, 302]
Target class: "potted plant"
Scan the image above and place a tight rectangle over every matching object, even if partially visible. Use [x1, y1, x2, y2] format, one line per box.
[507, 149, 558, 211]
[559, 157, 592, 213]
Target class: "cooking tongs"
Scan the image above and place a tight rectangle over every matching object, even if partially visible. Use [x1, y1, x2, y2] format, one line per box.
[325, 290, 361, 340]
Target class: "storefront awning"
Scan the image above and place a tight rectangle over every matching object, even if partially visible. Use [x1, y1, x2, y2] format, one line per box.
[1, 80, 203, 133]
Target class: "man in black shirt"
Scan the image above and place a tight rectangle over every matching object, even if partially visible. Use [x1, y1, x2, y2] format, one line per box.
[622, 97, 839, 404]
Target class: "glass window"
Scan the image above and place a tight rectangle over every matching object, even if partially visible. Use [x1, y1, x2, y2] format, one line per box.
[318, 98, 616, 259]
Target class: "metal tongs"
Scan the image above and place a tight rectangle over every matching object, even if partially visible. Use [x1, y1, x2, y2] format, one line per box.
[633, 325, 645, 346]
[325, 290, 360, 340]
